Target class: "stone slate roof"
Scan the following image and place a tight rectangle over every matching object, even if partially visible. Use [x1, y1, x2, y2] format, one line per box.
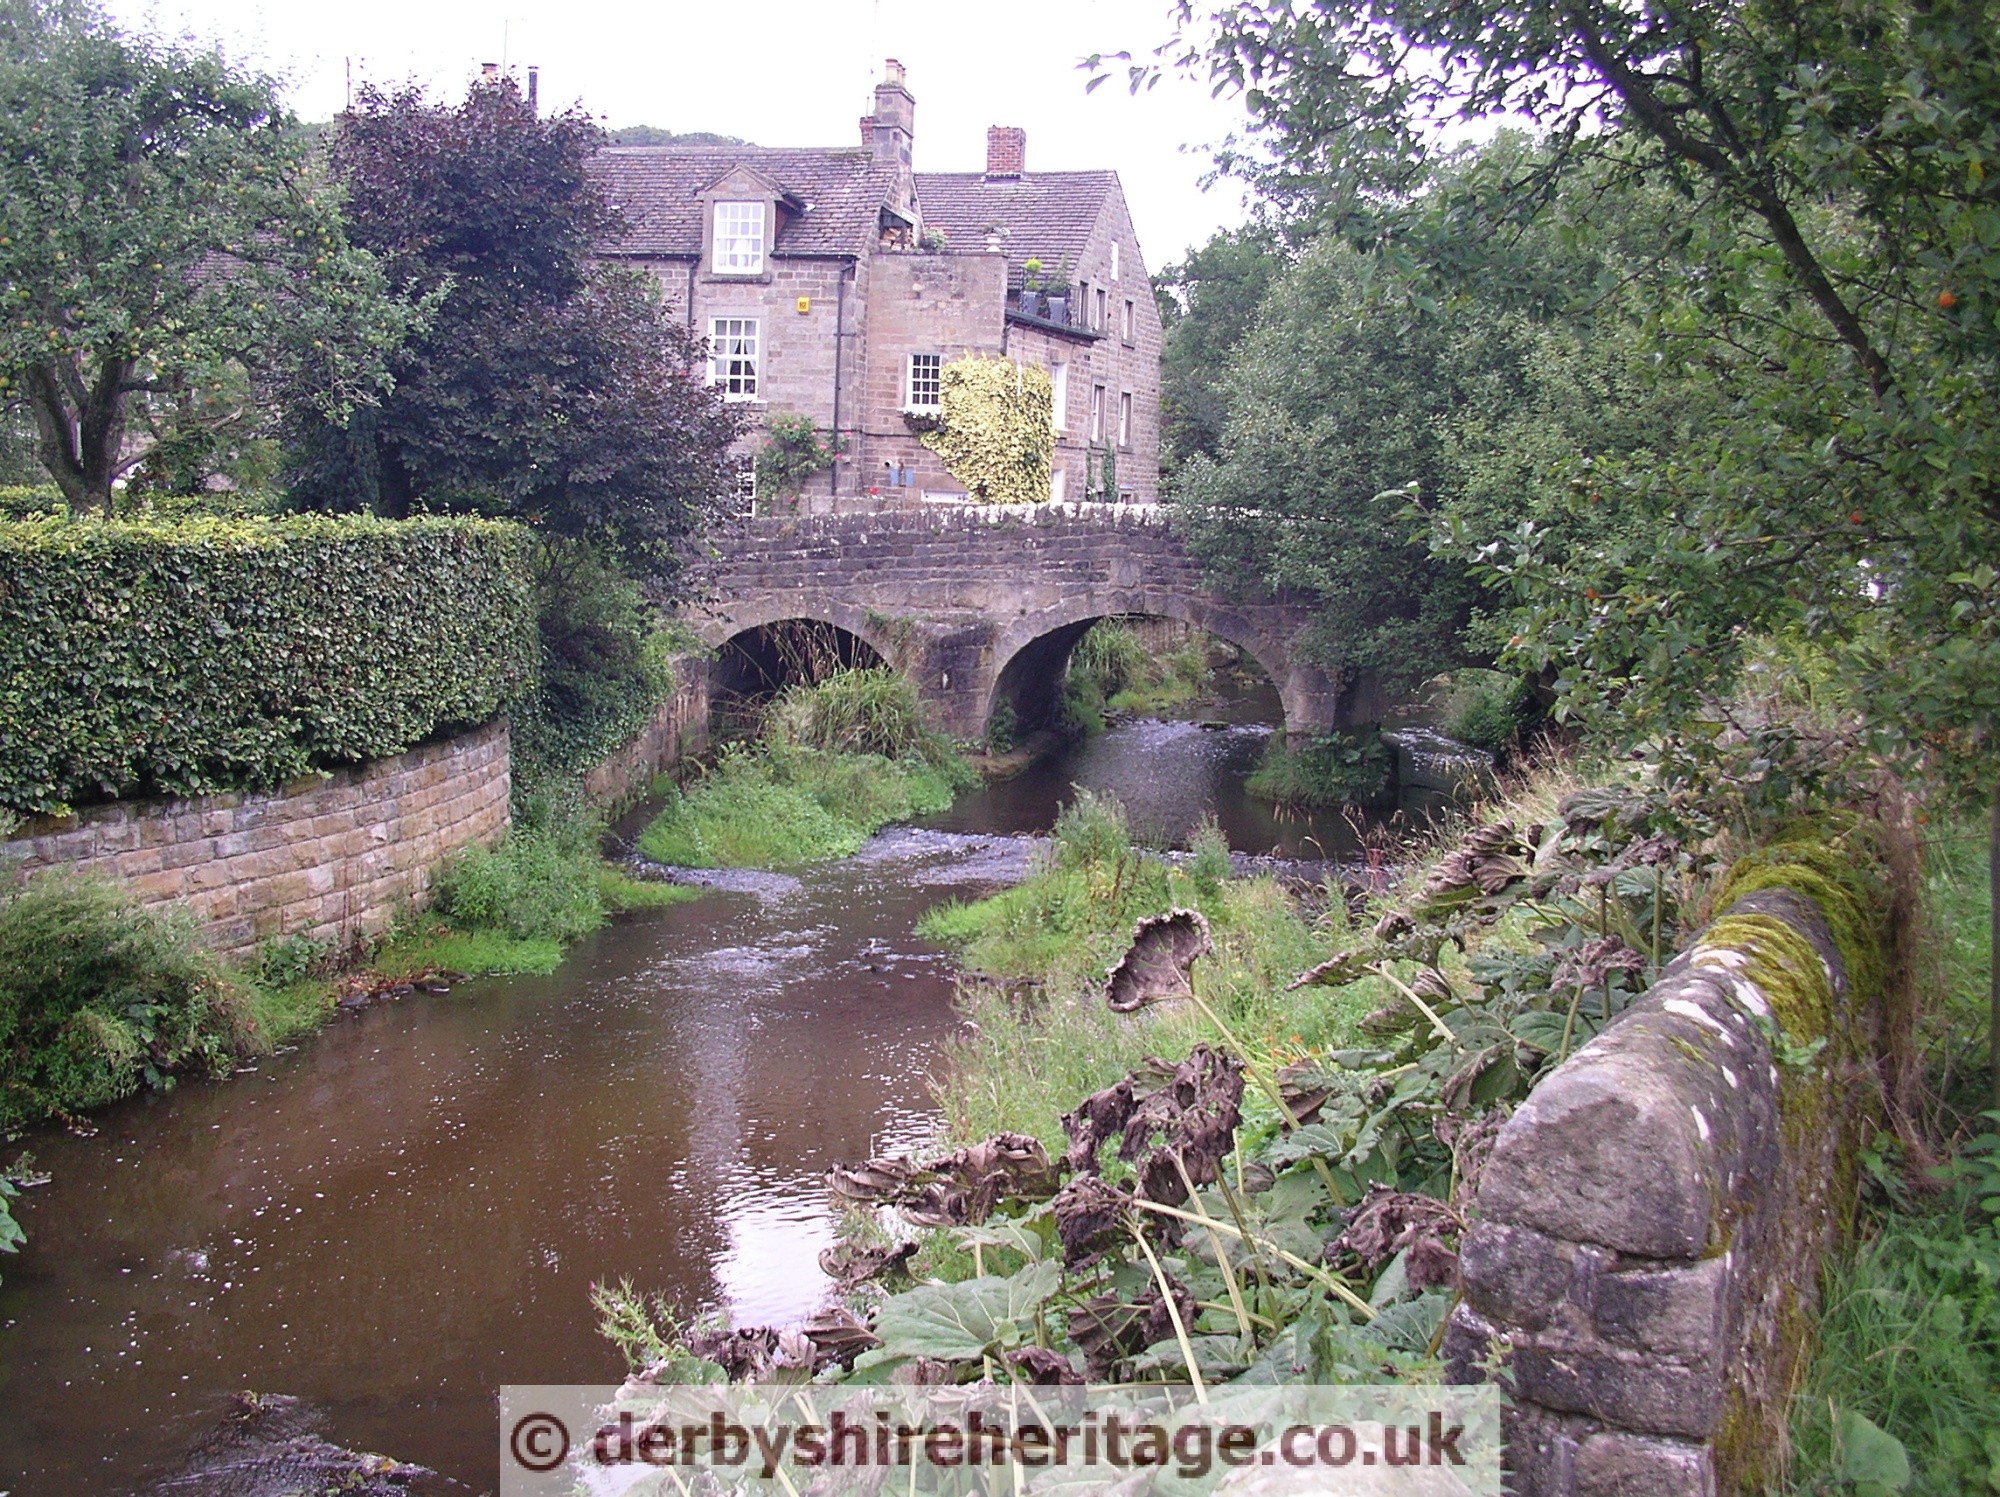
[912, 172, 1118, 287]
[591, 146, 905, 257]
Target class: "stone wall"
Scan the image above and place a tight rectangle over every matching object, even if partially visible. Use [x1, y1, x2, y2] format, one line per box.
[581, 662, 712, 812]
[0, 722, 510, 959]
[1444, 887, 1874, 1496]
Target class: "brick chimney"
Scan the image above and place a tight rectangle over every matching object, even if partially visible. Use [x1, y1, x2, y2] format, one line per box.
[986, 126, 1026, 180]
[858, 114, 875, 146]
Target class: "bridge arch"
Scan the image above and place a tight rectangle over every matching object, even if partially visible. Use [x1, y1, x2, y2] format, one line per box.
[695, 598, 904, 668]
[982, 594, 1307, 737]
[702, 605, 904, 736]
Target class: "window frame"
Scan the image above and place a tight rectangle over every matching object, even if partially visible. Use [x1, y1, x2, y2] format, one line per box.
[1110, 240, 1121, 281]
[1095, 287, 1108, 330]
[1090, 383, 1106, 443]
[1122, 298, 1136, 342]
[707, 316, 762, 401]
[1049, 359, 1068, 433]
[905, 352, 943, 411]
[711, 200, 767, 276]
[1118, 390, 1133, 449]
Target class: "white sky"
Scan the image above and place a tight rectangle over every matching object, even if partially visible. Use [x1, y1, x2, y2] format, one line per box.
[104, 0, 1256, 270]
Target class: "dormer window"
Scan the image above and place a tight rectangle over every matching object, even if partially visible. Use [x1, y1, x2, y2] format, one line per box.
[713, 201, 766, 274]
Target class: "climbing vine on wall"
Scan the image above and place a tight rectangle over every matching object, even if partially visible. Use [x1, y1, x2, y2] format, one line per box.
[918, 357, 1053, 505]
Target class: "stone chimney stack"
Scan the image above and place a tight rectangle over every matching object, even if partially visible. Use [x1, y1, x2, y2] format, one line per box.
[869, 59, 914, 172]
[985, 127, 1026, 179]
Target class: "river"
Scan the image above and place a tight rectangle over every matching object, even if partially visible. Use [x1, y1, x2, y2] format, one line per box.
[0, 691, 1446, 1493]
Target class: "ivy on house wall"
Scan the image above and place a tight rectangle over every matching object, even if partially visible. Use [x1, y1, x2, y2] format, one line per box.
[918, 357, 1054, 505]
[0, 514, 536, 815]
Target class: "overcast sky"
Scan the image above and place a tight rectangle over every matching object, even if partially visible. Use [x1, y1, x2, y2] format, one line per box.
[104, 0, 1256, 271]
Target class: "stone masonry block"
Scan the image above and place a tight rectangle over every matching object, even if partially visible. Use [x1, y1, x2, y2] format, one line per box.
[1458, 1220, 1605, 1335]
[1471, 1051, 1718, 1258]
[1593, 1257, 1730, 1360]
[1574, 1431, 1715, 1497]
[1507, 1342, 1721, 1440]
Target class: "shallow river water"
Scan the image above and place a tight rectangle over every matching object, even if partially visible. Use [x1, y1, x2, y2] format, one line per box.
[0, 700, 1430, 1493]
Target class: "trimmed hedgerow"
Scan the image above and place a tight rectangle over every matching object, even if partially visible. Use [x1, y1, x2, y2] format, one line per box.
[0, 514, 535, 814]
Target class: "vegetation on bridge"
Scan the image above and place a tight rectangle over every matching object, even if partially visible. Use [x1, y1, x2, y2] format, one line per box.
[914, 356, 1055, 506]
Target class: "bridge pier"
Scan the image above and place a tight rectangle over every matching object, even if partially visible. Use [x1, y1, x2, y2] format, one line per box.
[687, 505, 1349, 742]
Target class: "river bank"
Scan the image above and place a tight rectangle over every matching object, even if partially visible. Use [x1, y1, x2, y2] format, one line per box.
[0, 663, 1471, 1492]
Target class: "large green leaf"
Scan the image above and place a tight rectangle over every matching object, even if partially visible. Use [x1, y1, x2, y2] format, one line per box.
[1837, 1409, 1912, 1495]
[871, 1260, 1062, 1362]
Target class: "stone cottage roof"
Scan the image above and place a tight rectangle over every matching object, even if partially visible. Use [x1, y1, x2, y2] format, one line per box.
[912, 171, 1119, 287]
[591, 146, 906, 257]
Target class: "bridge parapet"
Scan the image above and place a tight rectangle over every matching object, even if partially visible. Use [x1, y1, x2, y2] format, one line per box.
[687, 504, 1345, 740]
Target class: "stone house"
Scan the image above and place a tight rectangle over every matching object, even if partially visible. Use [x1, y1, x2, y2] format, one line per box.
[590, 60, 1163, 506]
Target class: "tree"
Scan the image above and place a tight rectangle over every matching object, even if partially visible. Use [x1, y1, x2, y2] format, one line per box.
[288, 78, 741, 574]
[1172, 139, 1714, 699]
[1138, 0, 2000, 1103]
[1154, 227, 1287, 474]
[0, 0, 414, 511]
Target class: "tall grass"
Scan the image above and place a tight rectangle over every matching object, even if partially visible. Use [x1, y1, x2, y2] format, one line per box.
[1244, 728, 1393, 808]
[0, 875, 256, 1128]
[1062, 619, 1215, 726]
[920, 790, 1375, 1148]
[1784, 1191, 2000, 1495]
[763, 666, 960, 765]
[1779, 815, 2000, 1495]
[640, 670, 975, 868]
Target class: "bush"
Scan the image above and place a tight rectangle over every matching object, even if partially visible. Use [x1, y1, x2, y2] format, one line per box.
[762, 667, 958, 765]
[0, 514, 536, 814]
[0, 485, 65, 519]
[510, 543, 677, 797]
[0, 876, 254, 1129]
[433, 824, 607, 944]
[1444, 671, 1536, 753]
[1245, 728, 1394, 807]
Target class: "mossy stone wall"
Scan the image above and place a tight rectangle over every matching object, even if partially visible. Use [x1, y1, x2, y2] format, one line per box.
[1444, 880, 1878, 1496]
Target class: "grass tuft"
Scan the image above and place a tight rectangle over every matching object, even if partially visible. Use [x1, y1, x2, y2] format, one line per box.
[640, 670, 974, 869]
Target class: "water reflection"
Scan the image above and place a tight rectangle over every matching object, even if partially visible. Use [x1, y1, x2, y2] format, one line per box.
[0, 836, 991, 1493]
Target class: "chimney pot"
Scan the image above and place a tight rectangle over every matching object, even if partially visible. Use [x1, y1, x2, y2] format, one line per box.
[480, 62, 498, 79]
[986, 126, 1026, 179]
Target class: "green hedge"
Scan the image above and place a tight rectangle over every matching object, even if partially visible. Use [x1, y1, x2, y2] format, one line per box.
[0, 514, 536, 814]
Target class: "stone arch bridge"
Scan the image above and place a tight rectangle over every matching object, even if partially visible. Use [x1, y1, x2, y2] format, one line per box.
[684, 505, 1354, 739]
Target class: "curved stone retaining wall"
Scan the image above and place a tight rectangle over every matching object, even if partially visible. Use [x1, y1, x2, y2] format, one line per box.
[0, 722, 510, 958]
[1445, 886, 1874, 1497]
